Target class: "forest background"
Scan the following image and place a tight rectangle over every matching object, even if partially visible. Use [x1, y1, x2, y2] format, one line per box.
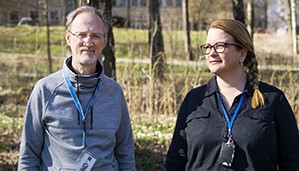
[0, 0, 299, 170]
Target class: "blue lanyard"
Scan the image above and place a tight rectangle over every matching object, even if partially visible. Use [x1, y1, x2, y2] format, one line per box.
[63, 71, 102, 147]
[216, 92, 245, 137]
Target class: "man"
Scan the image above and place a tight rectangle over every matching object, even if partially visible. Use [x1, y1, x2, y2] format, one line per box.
[18, 6, 135, 171]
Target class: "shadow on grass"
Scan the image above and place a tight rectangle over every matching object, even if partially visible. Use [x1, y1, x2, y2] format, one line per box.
[0, 165, 17, 171]
[135, 139, 167, 171]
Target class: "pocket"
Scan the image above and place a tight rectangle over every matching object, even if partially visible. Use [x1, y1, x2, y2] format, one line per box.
[243, 109, 275, 139]
[248, 110, 274, 123]
[184, 107, 210, 138]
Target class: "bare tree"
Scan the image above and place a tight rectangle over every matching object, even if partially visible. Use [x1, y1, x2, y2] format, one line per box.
[127, 0, 131, 28]
[147, 0, 165, 81]
[290, 0, 298, 55]
[147, 0, 166, 120]
[246, 0, 254, 38]
[44, 0, 52, 73]
[99, 0, 117, 80]
[232, 0, 245, 24]
[264, 0, 268, 29]
[286, 0, 292, 34]
[182, 0, 195, 60]
[285, 0, 298, 56]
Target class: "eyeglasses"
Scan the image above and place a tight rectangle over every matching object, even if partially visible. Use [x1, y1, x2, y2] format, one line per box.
[68, 30, 107, 41]
[200, 42, 242, 55]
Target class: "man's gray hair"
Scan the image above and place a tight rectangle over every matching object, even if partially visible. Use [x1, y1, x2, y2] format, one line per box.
[66, 5, 110, 33]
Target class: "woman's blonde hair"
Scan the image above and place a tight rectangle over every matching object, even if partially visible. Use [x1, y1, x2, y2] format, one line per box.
[209, 19, 264, 108]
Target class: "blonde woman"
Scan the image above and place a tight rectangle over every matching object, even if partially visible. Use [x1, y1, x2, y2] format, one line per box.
[166, 19, 299, 170]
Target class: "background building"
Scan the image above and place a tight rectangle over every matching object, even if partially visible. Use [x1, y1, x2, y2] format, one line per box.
[0, 0, 76, 26]
[0, 0, 297, 33]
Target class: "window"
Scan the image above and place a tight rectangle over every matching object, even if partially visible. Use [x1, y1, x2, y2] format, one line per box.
[175, 0, 181, 7]
[65, 0, 76, 14]
[10, 11, 19, 23]
[168, 0, 182, 7]
[161, 0, 168, 7]
[30, 10, 39, 22]
[115, 0, 127, 7]
[50, 11, 59, 24]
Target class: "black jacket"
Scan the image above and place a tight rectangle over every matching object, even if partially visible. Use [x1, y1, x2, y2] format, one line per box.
[166, 76, 299, 171]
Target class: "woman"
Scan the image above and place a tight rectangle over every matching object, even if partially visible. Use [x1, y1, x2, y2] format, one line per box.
[165, 19, 299, 170]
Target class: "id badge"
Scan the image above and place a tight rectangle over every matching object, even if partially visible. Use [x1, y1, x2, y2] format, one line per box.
[219, 137, 235, 167]
[74, 150, 97, 171]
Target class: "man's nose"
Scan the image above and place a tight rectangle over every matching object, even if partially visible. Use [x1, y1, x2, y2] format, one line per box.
[82, 36, 94, 46]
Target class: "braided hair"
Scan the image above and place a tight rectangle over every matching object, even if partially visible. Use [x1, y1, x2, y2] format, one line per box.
[209, 19, 264, 108]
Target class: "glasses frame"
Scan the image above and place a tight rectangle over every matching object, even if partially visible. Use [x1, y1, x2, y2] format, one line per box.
[67, 30, 107, 42]
[200, 42, 242, 55]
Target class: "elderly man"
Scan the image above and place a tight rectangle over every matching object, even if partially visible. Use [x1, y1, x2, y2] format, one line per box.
[18, 6, 135, 171]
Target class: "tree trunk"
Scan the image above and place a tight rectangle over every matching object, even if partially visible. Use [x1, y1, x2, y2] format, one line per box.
[182, 0, 194, 60]
[127, 0, 131, 28]
[147, 0, 166, 120]
[147, 0, 165, 81]
[290, 0, 298, 55]
[45, 0, 52, 73]
[246, 0, 254, 38]
[88, 0, 99, 7]
[232, 0, 245, 24]
[285, 0, 292, 36]
[102, 0, 116, 80]
[264, 0, 267, 29]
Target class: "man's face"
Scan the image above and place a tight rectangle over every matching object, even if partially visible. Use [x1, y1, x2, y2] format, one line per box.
[65, 12, 107, 69]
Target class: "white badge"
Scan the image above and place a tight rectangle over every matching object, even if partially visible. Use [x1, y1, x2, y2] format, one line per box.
[74, 150, 97, 171]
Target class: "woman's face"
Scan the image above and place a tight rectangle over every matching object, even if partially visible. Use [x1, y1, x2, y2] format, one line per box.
[205, 28, 246, 76]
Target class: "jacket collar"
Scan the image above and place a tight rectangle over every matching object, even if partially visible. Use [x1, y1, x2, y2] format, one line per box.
[63, 56, 104, 87]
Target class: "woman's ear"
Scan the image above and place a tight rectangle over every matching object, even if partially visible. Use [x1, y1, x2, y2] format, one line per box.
[239, 48, 247, 63]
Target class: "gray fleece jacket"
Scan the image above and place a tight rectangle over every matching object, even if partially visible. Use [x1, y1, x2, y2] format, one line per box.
[18, 57, 135, 171]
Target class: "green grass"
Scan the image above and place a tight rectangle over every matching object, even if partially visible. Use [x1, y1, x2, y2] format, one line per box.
[0, 26, 206, 60]
[0, 26, 64, 55]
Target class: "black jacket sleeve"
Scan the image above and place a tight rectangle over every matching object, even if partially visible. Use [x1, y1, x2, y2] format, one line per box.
[165, 96, 189, 170]
[165, 86, 206, 170]
[275, 92, 299, 170]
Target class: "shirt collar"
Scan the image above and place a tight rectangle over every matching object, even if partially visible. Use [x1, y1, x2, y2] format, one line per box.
[204, 75, 254, 97]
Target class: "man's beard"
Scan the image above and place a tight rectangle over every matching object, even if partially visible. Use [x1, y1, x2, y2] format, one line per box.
[78, 54, 98, 65]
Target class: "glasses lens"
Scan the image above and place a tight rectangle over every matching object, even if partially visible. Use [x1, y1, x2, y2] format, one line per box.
[92, 34, 106, 40]
[201, 44, 211, 54]
[215, 43, 226, 53]
[76, 33, 86, 39]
